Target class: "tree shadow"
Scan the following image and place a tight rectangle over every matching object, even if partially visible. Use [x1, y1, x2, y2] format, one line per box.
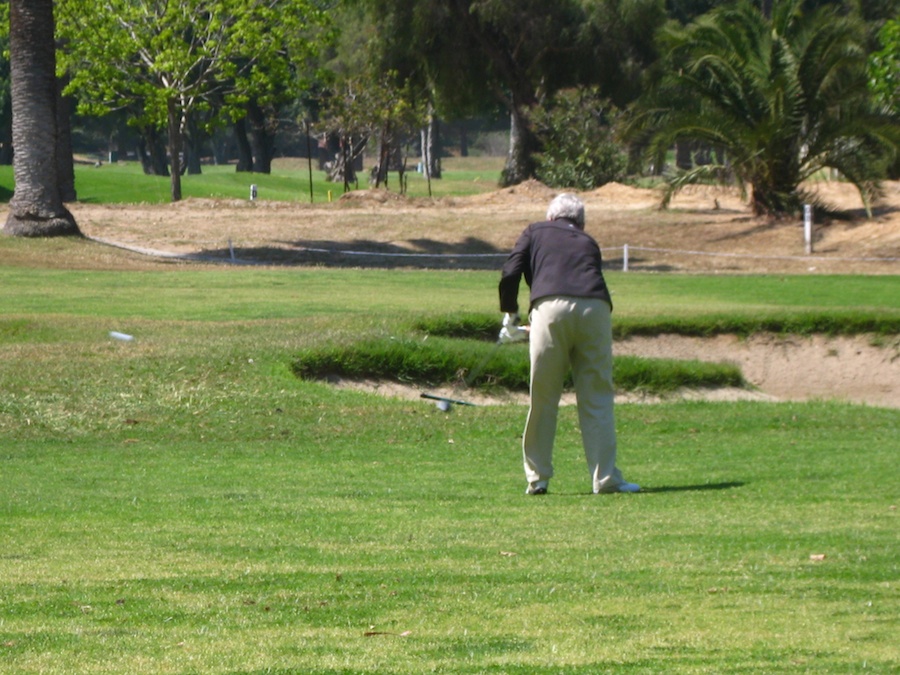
[194, 236, 509, 269]
[707, 219, 785, 244]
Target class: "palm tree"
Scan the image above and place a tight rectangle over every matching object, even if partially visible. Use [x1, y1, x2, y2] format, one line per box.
[627, 0, 899, 217]
[3, 0, 79, 237]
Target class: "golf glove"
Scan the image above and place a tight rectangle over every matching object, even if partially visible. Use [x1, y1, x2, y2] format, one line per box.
[499, 313, 528, 343]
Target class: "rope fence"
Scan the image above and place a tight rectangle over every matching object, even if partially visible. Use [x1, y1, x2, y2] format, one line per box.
[617, 244, 898, 271]
[281, 242, 899, 270]
[91, 236, 898, 270]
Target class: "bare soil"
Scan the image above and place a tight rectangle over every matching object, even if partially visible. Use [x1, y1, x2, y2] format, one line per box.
[53, 178, 900, 408]
[74, 178, 900, 274]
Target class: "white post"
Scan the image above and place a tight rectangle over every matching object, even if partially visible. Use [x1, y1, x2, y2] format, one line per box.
[623, 244, 629, 272]
[803, 204, 812, 255]
[250, 184, 258, 201]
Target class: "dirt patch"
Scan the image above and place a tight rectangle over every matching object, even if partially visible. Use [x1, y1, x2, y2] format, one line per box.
[617, 334, 900, 408]
[67, 178, 900, 274]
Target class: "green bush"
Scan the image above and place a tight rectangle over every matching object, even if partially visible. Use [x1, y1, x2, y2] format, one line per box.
[530, 87, 627, 190]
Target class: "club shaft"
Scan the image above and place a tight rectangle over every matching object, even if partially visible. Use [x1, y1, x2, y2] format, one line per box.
[465, 341, 503, 387]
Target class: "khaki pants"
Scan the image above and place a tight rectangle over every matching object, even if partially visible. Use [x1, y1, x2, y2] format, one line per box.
[523, 296, 624, 493]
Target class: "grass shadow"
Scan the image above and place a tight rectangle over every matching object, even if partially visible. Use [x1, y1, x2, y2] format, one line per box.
[640, 481, 745, 494]
[182, 237, 509, 269]
[540, 482, 745, 497]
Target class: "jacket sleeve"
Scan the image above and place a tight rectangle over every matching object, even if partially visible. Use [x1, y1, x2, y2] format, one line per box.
[498, 227, 531, 314]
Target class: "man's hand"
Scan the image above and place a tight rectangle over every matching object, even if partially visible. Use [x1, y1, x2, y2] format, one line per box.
[499, 312, 529, 343]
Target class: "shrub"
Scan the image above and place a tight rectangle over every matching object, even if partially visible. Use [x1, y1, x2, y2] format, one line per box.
[530, 87, 627, 190]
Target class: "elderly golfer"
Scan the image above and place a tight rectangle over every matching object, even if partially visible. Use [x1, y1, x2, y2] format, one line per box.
[498, 193, 640, 495]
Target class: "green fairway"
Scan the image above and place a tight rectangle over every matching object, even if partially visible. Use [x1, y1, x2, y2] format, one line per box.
[0, 155, 505, 205]
[0, 249, 897, 673]
[0, 256, 897, 328]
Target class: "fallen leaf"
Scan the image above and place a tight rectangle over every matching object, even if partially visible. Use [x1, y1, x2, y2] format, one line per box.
[810, 554, 826, 561]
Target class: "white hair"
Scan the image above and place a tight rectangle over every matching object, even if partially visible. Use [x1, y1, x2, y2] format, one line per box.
[546, 193, 585, 228]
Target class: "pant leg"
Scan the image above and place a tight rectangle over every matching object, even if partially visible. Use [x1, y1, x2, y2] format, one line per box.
[522, 297, 572, 485]
[569, 298, 624, 492]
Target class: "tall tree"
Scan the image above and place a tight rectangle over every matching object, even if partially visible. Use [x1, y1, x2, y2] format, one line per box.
[582, 0, 668, 108]
[57, 0, 329, 201]
[361, 0, 665, 186]
[3, 0, 79, 237]
[627, 0, 900, 217]
[441, 0, 594, 186]
[362, 0, 595, 186]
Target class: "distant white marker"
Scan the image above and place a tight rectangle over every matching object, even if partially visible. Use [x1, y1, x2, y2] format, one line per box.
[109, 331, 134, 342]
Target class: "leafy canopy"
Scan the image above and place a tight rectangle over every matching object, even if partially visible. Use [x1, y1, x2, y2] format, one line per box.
[56, 0, 329, 132]
[627, 0, 900, 216]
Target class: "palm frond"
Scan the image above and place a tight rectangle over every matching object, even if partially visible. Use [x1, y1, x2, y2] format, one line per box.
[625, 0, 895, 217]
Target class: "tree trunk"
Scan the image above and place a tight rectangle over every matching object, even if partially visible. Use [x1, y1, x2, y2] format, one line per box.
[4, 0, 78, 237]
[137, 125, 169, 176]
[0, 58, 11, 165]
[326, 134, 366, 190]
[500, 106, 539, 187]
[184, 140, 202, 175]
[183, 113, 203, 176]
[341, 138, 354, 192]
[166, 98, 183, 202]
[234, 118, 253, 172]
[458, 125, 468, 158]
[374, 130, 391, 188]
[675, 141, 692, 170]
[247, 101, 274, 174]
[422, 109, 441, 179]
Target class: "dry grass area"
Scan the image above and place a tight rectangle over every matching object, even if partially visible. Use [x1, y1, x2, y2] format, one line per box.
[6, 178, 900, 408]
[69, 177, 900, 274]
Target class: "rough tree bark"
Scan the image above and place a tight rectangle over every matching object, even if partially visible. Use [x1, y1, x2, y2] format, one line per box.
[3, 0, 79, 237]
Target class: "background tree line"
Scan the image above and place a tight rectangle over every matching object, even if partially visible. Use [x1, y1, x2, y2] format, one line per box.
[1, 0, 898, 237]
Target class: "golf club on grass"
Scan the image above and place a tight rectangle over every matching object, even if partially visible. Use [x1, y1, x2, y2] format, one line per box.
[420, 392, 477, 409]
[421, 324, 529, 410]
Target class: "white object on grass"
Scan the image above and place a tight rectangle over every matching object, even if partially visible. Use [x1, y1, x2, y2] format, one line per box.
[109, 331, 134, 342]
